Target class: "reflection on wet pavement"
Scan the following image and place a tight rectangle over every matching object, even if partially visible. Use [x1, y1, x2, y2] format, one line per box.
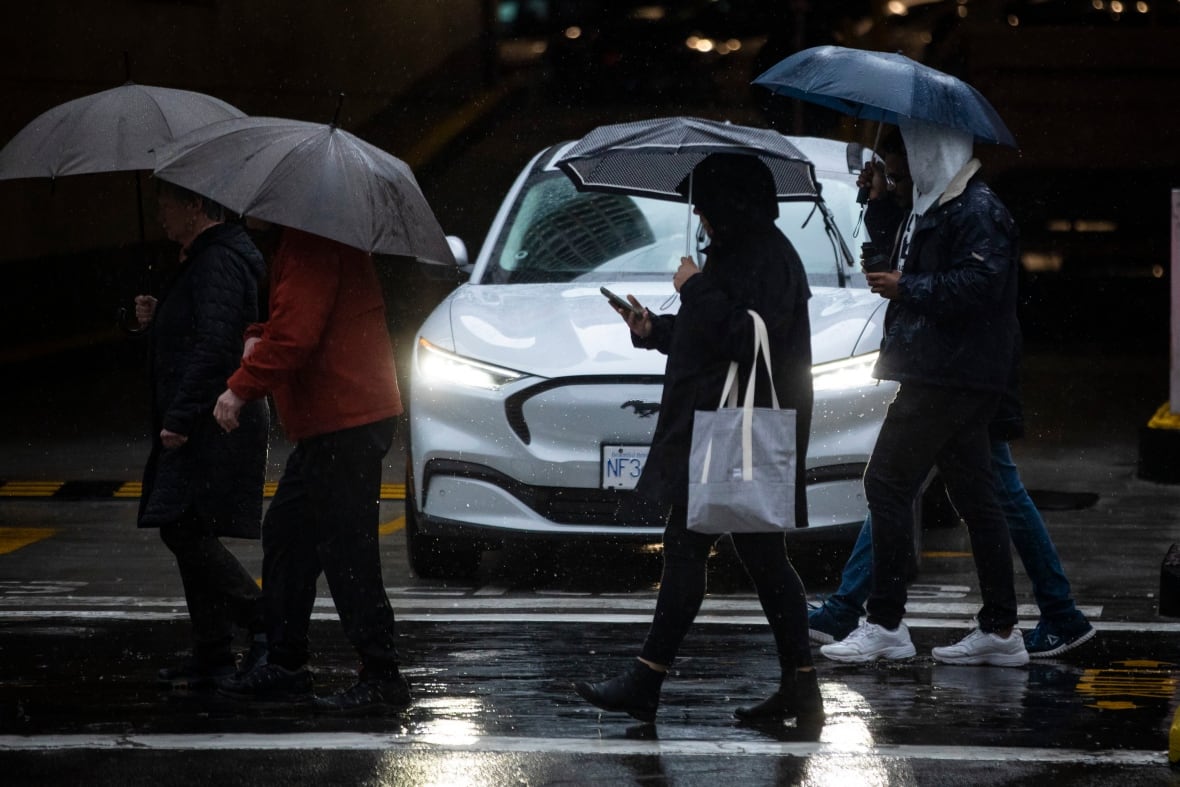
[3, 616, 1176, 758]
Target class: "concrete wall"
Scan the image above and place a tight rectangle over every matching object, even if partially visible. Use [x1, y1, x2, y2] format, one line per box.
[0, 0, 485, 261]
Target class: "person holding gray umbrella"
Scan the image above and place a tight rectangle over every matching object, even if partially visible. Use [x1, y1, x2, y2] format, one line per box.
[153, 114, 454, 712]
[211, 225, 408, 713]
[136, 180, 269, 690]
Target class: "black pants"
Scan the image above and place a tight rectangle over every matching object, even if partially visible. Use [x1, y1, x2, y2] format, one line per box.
[262, 418, 400, 678]
[160, 521, 263, 661]
[640, 505, 812, 671]
[864, 383, 1017, 632]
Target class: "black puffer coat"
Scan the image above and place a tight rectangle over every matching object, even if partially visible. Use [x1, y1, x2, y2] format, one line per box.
[138, 223, 269, 537]
[633, 223, 813, 526]
[873, 175, 1019, 393]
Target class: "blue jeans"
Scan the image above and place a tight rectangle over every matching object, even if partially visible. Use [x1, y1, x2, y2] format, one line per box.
[823, 440, 1080, 626]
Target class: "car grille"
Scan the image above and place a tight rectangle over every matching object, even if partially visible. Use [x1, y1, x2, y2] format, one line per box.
[535, 487, 666, 526]
[504, 374, 664, 444]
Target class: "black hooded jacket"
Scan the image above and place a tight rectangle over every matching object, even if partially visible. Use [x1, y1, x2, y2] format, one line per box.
[873, 174, 1020, 394]
[138, 222, 269, 537]
[633, 222, 813, 525]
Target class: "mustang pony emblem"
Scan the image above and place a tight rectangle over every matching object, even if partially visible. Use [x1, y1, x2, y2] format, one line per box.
[621, 400, 660, 418]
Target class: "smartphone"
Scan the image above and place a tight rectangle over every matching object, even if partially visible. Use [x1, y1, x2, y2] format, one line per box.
[600, 286, 644, 317]
[862, 255, 893, 274]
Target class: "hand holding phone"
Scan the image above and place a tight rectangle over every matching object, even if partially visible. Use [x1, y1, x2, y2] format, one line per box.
[600, 286, 644, 317]
[860, 243, 893, 273]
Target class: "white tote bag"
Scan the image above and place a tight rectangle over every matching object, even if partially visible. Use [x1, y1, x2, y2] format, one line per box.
[687, 310, 797, 534]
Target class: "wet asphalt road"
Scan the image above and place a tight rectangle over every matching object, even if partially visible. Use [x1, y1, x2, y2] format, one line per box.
[3, 341, 1180, 785]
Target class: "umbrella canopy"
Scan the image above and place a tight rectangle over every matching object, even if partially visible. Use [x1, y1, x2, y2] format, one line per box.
[0, 82, 245, 179]
[753, 45, 1017, 148]
[555, 116, 818, 202]
[153, 116, 454, 262]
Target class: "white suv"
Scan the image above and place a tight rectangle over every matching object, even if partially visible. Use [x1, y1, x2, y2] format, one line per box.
[405, 135, 896, 579]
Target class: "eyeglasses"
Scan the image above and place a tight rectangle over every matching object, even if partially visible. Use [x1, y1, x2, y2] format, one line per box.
[886, 172, 911, 190]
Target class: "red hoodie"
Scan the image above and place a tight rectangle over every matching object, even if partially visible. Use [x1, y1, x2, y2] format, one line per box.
[228, 228, 402, 441]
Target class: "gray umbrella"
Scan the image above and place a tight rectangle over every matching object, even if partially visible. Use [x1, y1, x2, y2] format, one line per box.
[153, 116, 454, 263]
[0, 82, 245, 178]
[0, 81, 247, 333]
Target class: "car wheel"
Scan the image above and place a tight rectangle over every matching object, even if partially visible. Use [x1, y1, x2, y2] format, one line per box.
[404, 467, 481, 581]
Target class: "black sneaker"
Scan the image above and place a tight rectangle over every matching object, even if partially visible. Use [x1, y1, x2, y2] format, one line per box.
[1024, 615, 1097, 658]
[235, 638, 268, 678]
[157, 659, 236, 691]
[218, 663, 314, 703]
[315, 673, 411, 715]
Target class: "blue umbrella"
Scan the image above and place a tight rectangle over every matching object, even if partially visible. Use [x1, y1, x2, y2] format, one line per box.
[753, 45, 1017, 148]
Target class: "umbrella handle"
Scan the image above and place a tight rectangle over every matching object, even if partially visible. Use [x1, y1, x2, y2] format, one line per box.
[116, 306, 146, 336]
[853, 123, 886, 238]
[684, 171, 693, 258]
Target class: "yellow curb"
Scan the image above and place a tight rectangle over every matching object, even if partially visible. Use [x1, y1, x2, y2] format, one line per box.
[0, 527, 58, 555]
[378, 516, 406, 537]
[1148, 403, 1180, 431]
[0, 481, 405, 500]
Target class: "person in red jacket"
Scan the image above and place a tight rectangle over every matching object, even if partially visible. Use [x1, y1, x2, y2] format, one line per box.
[212, 226, 407, 713]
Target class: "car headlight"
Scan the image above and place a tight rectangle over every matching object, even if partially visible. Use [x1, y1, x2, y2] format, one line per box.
[811, 351, 880, 392]
[417, 338, 529, 390]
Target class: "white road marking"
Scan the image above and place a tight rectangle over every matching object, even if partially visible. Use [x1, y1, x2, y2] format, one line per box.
[0, 593, 1104, 618]
[0, 610, 1159, 631]
[0, 733, 1165, 765]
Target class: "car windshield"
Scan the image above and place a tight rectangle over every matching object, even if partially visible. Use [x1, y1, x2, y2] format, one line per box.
[481, 171, 857, 287]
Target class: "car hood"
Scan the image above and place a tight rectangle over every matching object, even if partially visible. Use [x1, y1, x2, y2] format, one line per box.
[429, 283, 886, 378]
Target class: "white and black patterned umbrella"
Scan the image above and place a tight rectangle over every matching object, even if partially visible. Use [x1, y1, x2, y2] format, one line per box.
[555, 116, 818, 203]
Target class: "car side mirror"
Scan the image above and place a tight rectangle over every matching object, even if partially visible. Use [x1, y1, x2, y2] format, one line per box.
[415, 235, 471, 283]
[446, 235, 469, 269]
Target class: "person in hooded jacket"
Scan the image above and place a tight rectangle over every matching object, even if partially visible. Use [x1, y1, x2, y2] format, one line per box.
[819, 117, 1028, 667]
[135, 180, 269, 690]
[574, 153, 822, 726]
[810, 139, 1095, 659]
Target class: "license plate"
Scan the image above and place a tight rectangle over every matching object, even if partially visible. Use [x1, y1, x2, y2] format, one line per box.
[601, 445, 649, 489]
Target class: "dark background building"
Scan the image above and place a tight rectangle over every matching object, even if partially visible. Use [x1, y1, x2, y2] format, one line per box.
[2, 0, 1178, 358]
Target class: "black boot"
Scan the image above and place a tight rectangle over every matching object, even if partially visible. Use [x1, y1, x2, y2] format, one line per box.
[575, 659, 666, 723]
[735, 668, 824, 724]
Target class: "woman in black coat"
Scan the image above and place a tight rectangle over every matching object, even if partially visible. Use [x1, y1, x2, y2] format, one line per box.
[575, 153, 821, 726]
[136, 181, 269, 689]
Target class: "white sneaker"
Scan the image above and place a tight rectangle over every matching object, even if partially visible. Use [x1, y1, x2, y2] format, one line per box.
[931, 628, 1030, 667]
[819, 621, 917, 663]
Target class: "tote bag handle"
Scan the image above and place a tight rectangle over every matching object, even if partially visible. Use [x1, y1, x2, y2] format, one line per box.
[702, 310, 779, 483]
